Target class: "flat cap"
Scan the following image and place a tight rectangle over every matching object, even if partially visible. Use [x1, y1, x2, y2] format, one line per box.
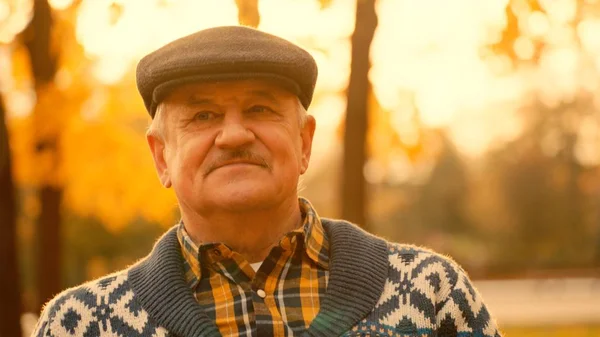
[136, 26, 318, 118]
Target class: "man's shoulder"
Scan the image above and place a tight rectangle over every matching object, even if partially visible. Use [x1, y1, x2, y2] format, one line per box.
[44, 269, 130, 307]
[383, 241, 470, 283]
[386, 241, 462, 268]
[320, 218, 465, 275]
[33, 268, 167, 337]
[321, 218, 465, 274]
[356, 241, 502, 336]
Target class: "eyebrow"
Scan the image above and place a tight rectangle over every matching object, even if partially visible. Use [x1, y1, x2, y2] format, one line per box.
[186, 97, 215, 105]
[246, 90, 281, 106]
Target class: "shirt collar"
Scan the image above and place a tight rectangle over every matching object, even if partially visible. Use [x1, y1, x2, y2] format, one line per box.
[299, 197, 330, 269]
[176, 223, 203, 289]
[176, 197, 330, 288]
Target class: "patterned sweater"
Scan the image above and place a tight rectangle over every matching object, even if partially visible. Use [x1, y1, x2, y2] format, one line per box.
[33, 220, 501, 337]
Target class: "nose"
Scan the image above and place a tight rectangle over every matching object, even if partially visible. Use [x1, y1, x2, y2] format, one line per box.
[214, 116, 255, 149]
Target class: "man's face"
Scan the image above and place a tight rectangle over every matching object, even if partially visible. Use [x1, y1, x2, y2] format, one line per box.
[147, 79, 316, 214]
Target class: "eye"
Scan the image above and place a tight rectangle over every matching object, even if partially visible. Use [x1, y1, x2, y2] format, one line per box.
[247, 105, 274, 114]
[194, 111, 216, 121]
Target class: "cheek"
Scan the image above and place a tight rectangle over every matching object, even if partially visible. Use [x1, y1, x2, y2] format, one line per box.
[171, 135, 212, 180]
[265, 130, 304, 170]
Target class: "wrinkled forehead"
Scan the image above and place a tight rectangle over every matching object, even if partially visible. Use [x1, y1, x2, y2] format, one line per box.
[160, 79, 298, 107]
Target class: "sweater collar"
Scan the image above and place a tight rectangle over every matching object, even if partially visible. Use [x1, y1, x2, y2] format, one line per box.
[303, 219, 389, 337]
[128, 219, 388, 337]
[127, 226, 221, 337]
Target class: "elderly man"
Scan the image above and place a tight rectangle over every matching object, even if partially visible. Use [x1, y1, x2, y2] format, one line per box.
[33, 26, 501, 337]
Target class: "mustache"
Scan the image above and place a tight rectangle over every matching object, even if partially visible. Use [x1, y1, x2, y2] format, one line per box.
[204, 150, 270, 176]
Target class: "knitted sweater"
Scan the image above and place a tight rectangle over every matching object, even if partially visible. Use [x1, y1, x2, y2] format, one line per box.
[33, 220, 501, 337]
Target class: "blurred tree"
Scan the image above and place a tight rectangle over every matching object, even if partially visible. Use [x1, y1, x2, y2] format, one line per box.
[62, 215, 166, 288]
[484, 0, 600, 272]
[342, 0, 377, 229]
[490, 0, 589, 65]
[234, 0, 334, 29]
[0, 94, 22, 337]
[490, 0, 543, 64]
[235, 0, 260, 28]
[417, 133, 470, 235]
[21, 0, 61, 309]
[488, 97, 597, 271]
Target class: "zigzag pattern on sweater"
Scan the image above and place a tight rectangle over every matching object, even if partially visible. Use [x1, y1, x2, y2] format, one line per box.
[33, 243, 500, 337]
[346, 244, 500, 337]
[34, 273, 168, 337]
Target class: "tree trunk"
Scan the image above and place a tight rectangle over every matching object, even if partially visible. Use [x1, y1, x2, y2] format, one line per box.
[0, 95, 22, 337]
[23, 0, 61, 309]
[37, 186, 63, 307]
[342, 0, 377, 229]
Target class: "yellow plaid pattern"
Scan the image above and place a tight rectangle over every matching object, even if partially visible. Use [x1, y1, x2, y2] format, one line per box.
[176, 198, 330, 336]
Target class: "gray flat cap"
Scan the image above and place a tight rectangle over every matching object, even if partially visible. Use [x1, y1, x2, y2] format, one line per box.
[136, 26, 318, 118]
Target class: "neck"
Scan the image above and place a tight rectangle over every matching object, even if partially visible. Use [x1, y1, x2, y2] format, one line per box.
[181, 197, 302, 263]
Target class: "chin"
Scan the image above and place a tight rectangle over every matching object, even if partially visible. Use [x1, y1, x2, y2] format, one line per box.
[212, 185, 279, 211]
[216, 196, 276, 212]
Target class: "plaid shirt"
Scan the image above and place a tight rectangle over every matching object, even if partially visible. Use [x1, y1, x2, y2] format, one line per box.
[176, 198, 330, 336]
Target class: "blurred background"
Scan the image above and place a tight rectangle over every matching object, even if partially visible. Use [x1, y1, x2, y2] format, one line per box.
[1, 0, 599, 336]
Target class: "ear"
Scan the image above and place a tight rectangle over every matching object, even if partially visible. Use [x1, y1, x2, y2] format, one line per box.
[300, 115, 316, 175]
[147, 133, 172, 188]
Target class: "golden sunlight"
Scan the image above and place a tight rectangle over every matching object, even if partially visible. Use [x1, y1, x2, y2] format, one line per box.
[72, 0, 354, 175]
[7, 0, 598, 161]
[72, 0, 536, 158]
[48, 0, 74, 10]
[75, 0, 239, 84]
[371, 0, 517, 156]
[0, 0, 31, 43]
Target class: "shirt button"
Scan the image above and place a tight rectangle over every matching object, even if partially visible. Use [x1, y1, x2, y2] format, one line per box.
[257, 289, 266, 298]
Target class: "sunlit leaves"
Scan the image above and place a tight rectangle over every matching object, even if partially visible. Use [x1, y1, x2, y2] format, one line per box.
[318, 0, 333, 9]
[107, 1, 123, 25]
[62, 114, 177, 232]
[5, 0, 599, 232]
[9, 81, 178, 231]
[6, 6, 177, 231]
[235, 0, 260, 27]
[0, 0, 32, 43]
[7, 0, 354, 232]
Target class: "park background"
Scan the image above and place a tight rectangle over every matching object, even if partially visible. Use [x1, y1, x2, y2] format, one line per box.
[1, 0, 600, 336]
